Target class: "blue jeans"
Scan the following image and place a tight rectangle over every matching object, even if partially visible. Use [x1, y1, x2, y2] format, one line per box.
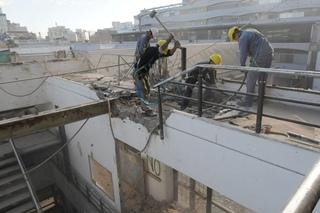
[134, 74, 152, 111]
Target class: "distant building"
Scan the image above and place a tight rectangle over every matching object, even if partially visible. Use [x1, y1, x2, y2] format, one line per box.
[48, 26, 77, 42]
[75, 29, 87, 42]
[112, 21, 133, 33]
[90, 28, 116, 43]
[0, 8, 8, 34]
[6, 21, 36, 40]
[113, 0, 320, 71]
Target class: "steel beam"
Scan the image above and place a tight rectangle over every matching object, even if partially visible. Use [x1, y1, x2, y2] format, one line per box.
[283, 160, 320, 213]
[0, 100, 110, 141]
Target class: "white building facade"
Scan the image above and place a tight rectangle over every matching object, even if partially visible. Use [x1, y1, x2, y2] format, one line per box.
[48, 26, 77, 42]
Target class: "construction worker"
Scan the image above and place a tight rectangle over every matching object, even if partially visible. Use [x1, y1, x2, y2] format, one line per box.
[180, 53, 222, 110]
[133, 34, 181, 116]
[135, 30, 153, 63]
[228, 26, 273, 107]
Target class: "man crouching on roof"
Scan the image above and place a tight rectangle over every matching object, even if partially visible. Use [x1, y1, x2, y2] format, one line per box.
[133, 34, 181, 116]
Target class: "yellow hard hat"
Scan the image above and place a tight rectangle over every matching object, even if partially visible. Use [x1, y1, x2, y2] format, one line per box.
[210, 53, 222, 65]
[158, 40, 169, 54]
[228, 26, 239, 42]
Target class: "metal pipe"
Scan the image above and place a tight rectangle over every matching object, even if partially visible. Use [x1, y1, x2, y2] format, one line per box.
[283, 160, 320, 213]
[158, 86, 164, 140]
[256, 73, 267, 133]
[117, 55, 121, 86]
[198, 72, 203, 117]
[9, 139, 42, 213]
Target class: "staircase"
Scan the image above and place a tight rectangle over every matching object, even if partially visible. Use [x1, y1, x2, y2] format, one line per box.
[0, 141, 36, 213]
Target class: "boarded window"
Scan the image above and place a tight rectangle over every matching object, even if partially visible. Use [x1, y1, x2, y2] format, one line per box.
[89, 156, 114, 200]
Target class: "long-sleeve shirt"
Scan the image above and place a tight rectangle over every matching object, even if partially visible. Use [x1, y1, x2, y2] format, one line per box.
[188, 61, 216, 84]
[136, 47, 173, 76]
[238, 29, 273, 66]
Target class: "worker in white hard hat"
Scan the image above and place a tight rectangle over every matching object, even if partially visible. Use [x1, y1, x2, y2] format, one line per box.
[228, 26, 273, 107]
[133, 34, 181, 116]
[180, 53, 222, 110]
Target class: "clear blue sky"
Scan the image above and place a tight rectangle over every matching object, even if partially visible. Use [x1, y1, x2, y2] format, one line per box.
[1, 0, 181, 35]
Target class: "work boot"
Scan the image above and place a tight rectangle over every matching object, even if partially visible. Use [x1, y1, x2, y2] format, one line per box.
[144, 109, 157, 117]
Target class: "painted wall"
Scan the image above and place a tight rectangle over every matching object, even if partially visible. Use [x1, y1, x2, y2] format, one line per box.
[112, 111, 320, 213]
[45, 78, 121, 212]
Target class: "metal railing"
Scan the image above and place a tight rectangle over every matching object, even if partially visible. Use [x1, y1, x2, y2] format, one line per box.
[155, 64, 320, 211]
[95, 53, 135, 85]
[154, 64, 320, 140]
[9, 139, 42, 213]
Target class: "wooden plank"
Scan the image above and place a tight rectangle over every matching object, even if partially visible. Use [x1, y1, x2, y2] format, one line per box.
[0, 100, 110, 141]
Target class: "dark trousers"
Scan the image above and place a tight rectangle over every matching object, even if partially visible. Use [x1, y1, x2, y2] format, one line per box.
[244, 55, 272, 106]
[181, 77, 197, 109]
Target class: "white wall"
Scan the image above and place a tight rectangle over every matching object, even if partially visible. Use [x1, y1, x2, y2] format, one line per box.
[45, 78, 121, 212]
[112, 111, 320, 213]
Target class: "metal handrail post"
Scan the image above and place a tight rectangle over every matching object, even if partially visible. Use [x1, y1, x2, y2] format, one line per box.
[181, 47, 187, 79]
[255, 72, 267, 133]
[117, 55, 121, 85]
[9, 139, 42, 213]
[283, 160, 320, 213]
[158, 86, 164, 140]
[198, 71, 203, 117]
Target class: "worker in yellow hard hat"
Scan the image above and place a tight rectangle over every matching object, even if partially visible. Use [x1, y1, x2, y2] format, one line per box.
[180, 53, 222, 110]
[133, 33, 181, 116]
[228, 26, 273, 107]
